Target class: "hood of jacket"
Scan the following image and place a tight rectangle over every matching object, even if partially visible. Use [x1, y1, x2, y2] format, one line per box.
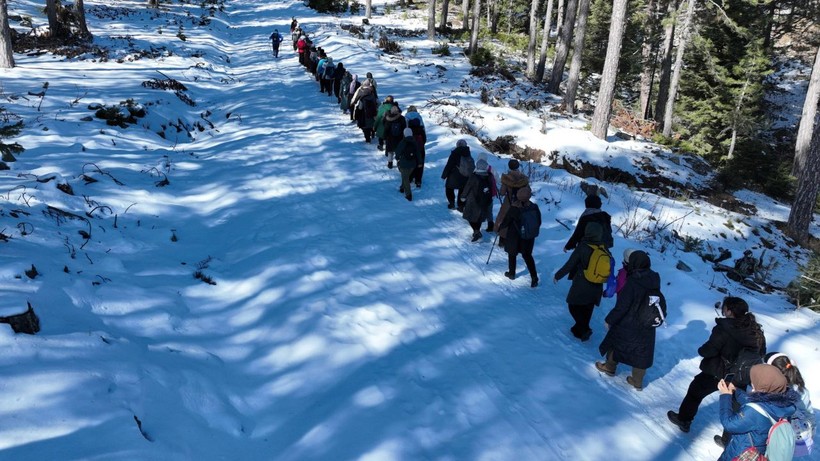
[747, 388, 800, 420]
[715, 317, 761, 350]
[583, 222, 604, 244]
[500, 170, 529, 189]
[452, 145, 471, 157]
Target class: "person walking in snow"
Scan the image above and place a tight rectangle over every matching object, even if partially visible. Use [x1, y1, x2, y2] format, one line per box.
[595, 250, 661, 390]
[667, 297, 766, 433]
[292, 27, 301, 51]
[494, 159, 530, 247]
[477, 152, 498, 232]
[351, 81, 378, 143]
[347, 74, 361, 121]
[296, 35, 307, 65]
[499, 187, 540, 287]
[374, 96, 397, 151]
[406, 106, 427, 188]
[441, 140, 474, 211]
[715, 364, 799, 461]
[364, 72, 378, 99]
[339, 71, 352, 113]
[383, 106, 406, 169]
[290, 18, 298, 34]
[320, 57, 335, 95]
[269, 29, 283, 58]
[460, 158, 493, 242]
[553, 221, 606, 342]
[332, 62, 346, 103]
[395, 128, 420, 202]
[565, 193, 614, 251]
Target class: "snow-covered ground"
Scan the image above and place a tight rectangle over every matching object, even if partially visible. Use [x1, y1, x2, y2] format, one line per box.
[0, 1, 817, 460]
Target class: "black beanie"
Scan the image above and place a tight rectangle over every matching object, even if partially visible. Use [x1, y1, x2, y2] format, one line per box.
[508, 159, 520, 170]
[585, 195, 602, 209]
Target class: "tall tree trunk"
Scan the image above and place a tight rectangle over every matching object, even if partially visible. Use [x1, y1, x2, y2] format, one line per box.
[366, 0, 372, 19]
[75, 0, 91, 39]
[535, 0, 555, 82]
[762, 0, 777, 51]
[661, 0, 696, 138]
[793, 46, 820, 176]
[469, 0, 481, 54]
[787, 114, 820, 246]
[526, 0, 542, 76]
[590, 0, 629, 139]
[462, 0, 470, 30]
[490, 0, 501, 33]
[547, 0, 579, 94]
[46, 0, 63, 38]
[653, 0, 677, 124]
[638, 0, 658, 120]
[555, 0, 565, 36]
[563, 0, 591, 113]
[428, 0, 437, 39]
[439, 0, 450, 28]
[0, 0, 13, 68]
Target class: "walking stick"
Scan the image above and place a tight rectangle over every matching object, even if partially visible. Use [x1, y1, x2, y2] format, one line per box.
[486, 232, 499, 265]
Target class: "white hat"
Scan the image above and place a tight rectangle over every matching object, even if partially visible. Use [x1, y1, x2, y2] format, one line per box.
[475, 159, 489, 172]
[403, 127, 413, 137]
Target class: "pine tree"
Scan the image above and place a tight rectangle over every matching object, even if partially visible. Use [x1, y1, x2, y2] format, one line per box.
[590, 0, 629, 138]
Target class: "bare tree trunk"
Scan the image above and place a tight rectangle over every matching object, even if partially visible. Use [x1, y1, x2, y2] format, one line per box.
[726, 77, 751, 160]
[793, 46, 820, 176]
[439, 0, 450, 28]
[590, 0, 629, 139]
[555, 0, 565, 36]
[653, 0, 677, 124]
[490, 0, 501, 33]
[787, 114, 820, 246]
[526, 0, 542, 76]
[638, 0, 658, 119]
[661, 0, 696, 138]
[0, 0, 13, 68]
[469, 0, 481, 54]
[46, 0, 63, 38]
[535, 0, 555, 82]
[366, 0, 372, 19]
[462, 0, 470, 30]
[563, 0, 591, 113]
[75, 0, 91, 39]
[428, 0, 437, 39]
[547, 0, 579, 94]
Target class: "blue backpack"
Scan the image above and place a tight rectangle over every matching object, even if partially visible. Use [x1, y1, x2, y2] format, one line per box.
[518, 203, 540, 240]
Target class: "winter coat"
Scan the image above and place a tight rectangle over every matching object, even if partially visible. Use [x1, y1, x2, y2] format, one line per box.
[461, 172, 492, 223]
[697, 317, 766, 380]
[383, 114, 407, 152]
[339, 74, 352, 111]
[598, 251, 660, 369]
[565, 209, 614, 250]
[270, 32, 283, 44]
[395, 136, 420, 171]
[296, 38, 307, 54]
[410, 124, 427, 162]
[500, 200, 540, 255]
[405, 111, 424, 127]
[554, 222, 605, 306]
[441, 146, 472, 189]
[351, 87, 377, 129]
[317, 58, 327, 77]
[374, 103, 395, 139]
[718, 389, 800, 461]
[494, 170, 531, 238]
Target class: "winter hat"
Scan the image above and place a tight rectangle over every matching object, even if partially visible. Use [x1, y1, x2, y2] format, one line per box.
[750, 364, 788, 394]
[456, 139, 468, 148]
[385, 95, 394, 103]
[508, 159, 520, 170]
[362, 80, 372, 88]
[403, 127, 413, 137]
[477, 152, 488, 163]
[585, 194, 602, 209]
[628, 250, 651, 270]
[583, 221, 604, 243]
[366, 72, 373, 78]
[623, 248, 638, 262]
[390, 106, 400, 115]
[517, 187, 532, 203]
[407, 105, 417, 112]
[475, 159, 489, 172]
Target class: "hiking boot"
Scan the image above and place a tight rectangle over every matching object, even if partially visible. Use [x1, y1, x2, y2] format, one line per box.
[504, 271, 515, 280]
[377, 144, 384, 151]
[667, 411, 691, 433]
[485, 222, 494, 232]
[595, 361, 615, 376]
[713, 435, 726, 448]
[471, 231, 482, 242]
[579, 330, 593, 342]
[447, 203, 456, 210]
[530, 277, 539, 288]
[406, 195, 412, 202]
[399, 186, 405, 194]
[626, 376, 643, 391]
[387, 161, 393, 169]
[415, 182, 421, 189]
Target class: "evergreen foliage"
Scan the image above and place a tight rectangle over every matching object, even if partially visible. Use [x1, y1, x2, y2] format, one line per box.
[306, 0, 349, 14]
[0, 107, 24, 162]
[787, 251, 820, 313]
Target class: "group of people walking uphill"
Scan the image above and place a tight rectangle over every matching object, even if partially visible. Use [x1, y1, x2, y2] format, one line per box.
[273, 22, 815, 461]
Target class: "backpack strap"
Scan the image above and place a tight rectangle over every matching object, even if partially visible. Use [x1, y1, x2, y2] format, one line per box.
[747, 402, 791, 446]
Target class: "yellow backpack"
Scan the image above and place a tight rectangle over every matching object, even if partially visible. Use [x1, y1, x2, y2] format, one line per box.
[583, 244, 612, 284]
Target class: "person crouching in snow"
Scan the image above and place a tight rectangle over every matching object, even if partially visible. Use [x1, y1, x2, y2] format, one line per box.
[395, 128, 420, 201]
[460, 158, 493, 242]
[499, 187, 540, 287]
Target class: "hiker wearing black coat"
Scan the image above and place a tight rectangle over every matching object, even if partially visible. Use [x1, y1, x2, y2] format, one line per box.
[500, 187, 540, 287]
[595, 250, 660, 390]
[441, 140, 472, 210]
[553, 221, 606, 342]
[460, 158, 493, 242]
[668, 297, 766, 433]
[395, 128, 420, 201]
[565, 194, 614, 250]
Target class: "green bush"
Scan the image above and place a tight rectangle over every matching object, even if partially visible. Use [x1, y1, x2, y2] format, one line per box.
[306, 0, 348, 13]
[787, 251, 820, 312]
[468, 46, 494, 67]
[432, 42, 451, 56]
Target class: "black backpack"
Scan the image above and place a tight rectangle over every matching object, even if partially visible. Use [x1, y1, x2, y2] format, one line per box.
[727, 347, 764, 388]
[458, 155, 475, 177]
[636, 287, 667, 328]
[518, 203, 540, 239]
[389, 120, 403, 138]
[364, 98, 378, 118]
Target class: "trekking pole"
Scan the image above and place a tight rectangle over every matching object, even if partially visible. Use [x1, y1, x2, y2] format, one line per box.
[486, 232, 499, 265]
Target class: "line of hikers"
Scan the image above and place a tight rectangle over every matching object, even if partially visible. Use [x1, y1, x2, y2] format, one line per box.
[276, 24, 815, 460]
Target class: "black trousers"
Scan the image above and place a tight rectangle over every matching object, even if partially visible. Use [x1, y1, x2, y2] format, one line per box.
[677, 371, 720, 422]
[445, 187, 463, 207]
[508, 247, 537, 280]
[568, 303, 594, 336]
[409, 164, 424, 186]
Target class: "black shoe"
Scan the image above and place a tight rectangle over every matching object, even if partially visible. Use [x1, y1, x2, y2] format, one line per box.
[415, 182, 421, 189]
[447, 203, 456, 210]
[399, 186, 404, 193]
[531, 278, 538, 288]
[667, 411, 691, 433]
[713, 435, 727, 448]
[471, 232, 482, 242]
[406, 195, 412, 202]
[387, 162, 393, 169]
[580, 330, 593, 342]
[498, 237, 506, 247]
[457, 206, 464, 212]
[485, 222, 494, 232]
[377, 144, 384, 151]
[504, 271, 515, 280]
